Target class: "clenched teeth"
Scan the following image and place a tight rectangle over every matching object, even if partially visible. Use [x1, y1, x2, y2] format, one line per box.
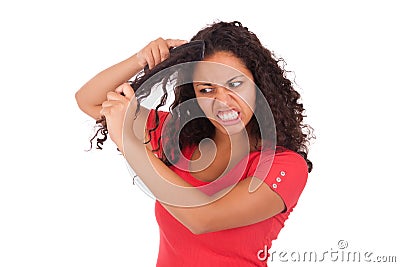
[217, 110, 239, 121]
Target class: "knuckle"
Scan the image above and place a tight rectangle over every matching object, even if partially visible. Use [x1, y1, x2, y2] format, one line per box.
[161, 47, 169, 55]
[161, 51, 169, 59]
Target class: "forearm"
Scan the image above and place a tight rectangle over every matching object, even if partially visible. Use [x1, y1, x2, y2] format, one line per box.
[75, 54, 144, 119]
[123, 134, 218, 233]
[127, 142, 283, 234]
[124, 132, 211, 202]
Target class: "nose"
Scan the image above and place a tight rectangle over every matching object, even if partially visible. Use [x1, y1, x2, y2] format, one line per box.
[214, 86, 233, 106]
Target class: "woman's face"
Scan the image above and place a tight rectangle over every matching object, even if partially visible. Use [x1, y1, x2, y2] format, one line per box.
[192, 51, 256, 135]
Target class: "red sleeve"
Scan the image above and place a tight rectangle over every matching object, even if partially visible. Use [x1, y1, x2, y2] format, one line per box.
[146, 109, 170, 158]
[249, 149, 309, 211]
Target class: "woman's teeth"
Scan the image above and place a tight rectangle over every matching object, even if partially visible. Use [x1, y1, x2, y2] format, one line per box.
[217, 110, 239, 121]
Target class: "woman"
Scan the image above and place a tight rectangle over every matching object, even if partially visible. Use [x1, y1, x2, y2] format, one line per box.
[76, 21, 313, 266]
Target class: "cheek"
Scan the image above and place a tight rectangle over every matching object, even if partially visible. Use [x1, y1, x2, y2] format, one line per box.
[238, 86, 257, 113]
[195, 97, 213, 116]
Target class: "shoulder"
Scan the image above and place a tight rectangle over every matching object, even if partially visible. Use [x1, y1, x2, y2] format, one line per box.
[249, 148, 308, 178]
[273, 149, 309, 175]
[248, 148, 309, 211]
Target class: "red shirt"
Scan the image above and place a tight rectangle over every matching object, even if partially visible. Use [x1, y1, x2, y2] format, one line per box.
[146, 110, 308, 267]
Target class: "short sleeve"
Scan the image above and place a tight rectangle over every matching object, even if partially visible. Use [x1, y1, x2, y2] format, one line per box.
[249, 150, 309, 211]
[146, 109, 170, 157]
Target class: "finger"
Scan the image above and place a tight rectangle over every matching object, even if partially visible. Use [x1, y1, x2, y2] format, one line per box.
[100, 106, 110, 117]
[101, 100, 124, 108]
[100, 105, 122, 118]
[145, 51, 155, 70]
[114, 83, 124, 94]
[158, 42, 170, 62]
[138, 39, 160, 68]
[165, 39, 188, 48]
[106, 91, 125, 101]
[121, 83, 135, 99]
[151, 46, 162, 68]
[115, 82, 129, 94]
[116, 83, 135, 99]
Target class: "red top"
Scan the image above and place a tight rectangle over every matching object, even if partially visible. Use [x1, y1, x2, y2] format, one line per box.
[146, 110, 309, 267]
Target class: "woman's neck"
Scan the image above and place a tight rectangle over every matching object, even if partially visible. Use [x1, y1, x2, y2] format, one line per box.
[213, 129, 256, 155]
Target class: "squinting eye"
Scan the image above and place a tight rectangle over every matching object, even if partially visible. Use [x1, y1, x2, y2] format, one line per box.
[199, 88, 214, 94]
[228, 81, 243, 88]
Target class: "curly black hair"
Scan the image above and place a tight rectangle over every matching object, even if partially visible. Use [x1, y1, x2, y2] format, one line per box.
[90, 21, 314, 172]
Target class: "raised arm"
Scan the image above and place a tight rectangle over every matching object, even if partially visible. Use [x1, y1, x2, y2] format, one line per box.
[75, 53, 143, 120]
[75, 38, 187, 120]
[79, 38, 187, 150]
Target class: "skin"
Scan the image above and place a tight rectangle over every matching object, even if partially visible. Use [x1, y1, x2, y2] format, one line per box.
[190, 53, 257, 181]
[75, 38, 285, 234]
[193, 53, 256, 134]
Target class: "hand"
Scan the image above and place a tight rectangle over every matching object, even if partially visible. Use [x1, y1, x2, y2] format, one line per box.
[136, 38, 187, 70]
[100, 83, 136, 151]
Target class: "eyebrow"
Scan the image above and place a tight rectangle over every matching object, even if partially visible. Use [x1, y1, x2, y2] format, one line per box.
[194, 75, 245, 87]
[226, 75, 245, 84]
[195, 82, 213, 87]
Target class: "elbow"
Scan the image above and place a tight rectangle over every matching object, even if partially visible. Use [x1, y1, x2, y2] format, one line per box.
[189, 227, 208, 235]
[165, 205, 217, 235]
[75, 90, 85, 111]
[186, 218, 213, 235]
[75, 90, 97, 118]
[189, 226, 207, 235]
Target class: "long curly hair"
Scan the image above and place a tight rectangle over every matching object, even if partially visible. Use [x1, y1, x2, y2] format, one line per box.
[90, 21, 314, 172]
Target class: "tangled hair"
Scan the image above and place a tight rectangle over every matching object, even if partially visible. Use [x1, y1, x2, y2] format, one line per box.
[90, 21, 315, 172]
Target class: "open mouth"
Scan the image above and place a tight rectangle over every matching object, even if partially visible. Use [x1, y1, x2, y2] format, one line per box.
[216, 109, 241, 124]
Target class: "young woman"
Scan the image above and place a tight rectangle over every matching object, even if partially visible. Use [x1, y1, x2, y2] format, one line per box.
[76, 21, 313, 266]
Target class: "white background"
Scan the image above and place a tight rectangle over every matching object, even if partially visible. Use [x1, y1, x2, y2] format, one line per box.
[1, 0, 399, 266]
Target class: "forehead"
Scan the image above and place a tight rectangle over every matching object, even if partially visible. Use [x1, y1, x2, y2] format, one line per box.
[192, 52, 253, 84]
